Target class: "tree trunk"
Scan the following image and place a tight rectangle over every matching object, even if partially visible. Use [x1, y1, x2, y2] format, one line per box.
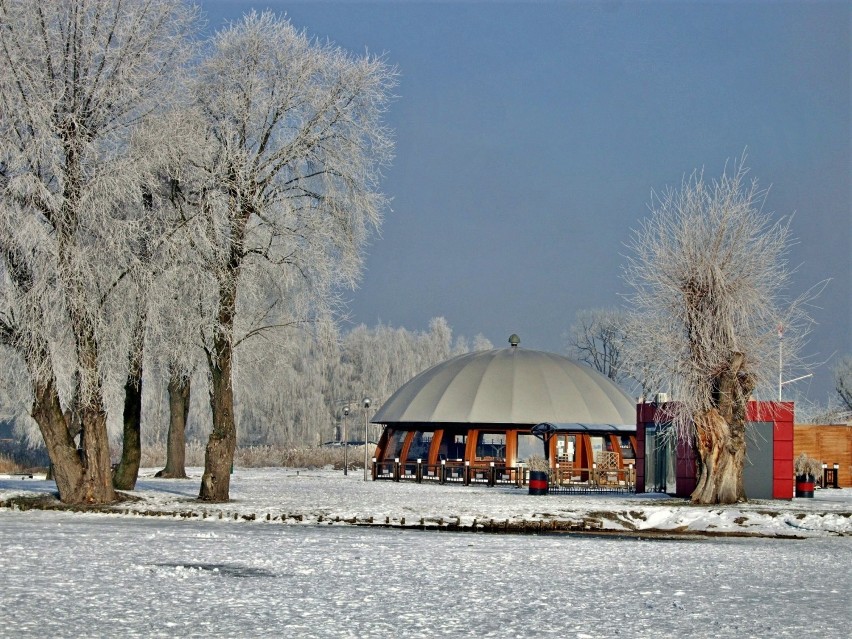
[156, 373, 190, 479]
[60, 276, 116, 503]
[3, 250, 113, 503]
[691, 408, 746, 504]
[79, 404, 118, 503]
[199, 336, 236, 501]
[198, 199, 249, 502]
[113, 316, 146, 490]
[31, 379, 85, 501]
[112, 374, 143, 490]
[690, 351, 754, 505]
[32, 377, 117, 504]
[197, 191, 249, 503]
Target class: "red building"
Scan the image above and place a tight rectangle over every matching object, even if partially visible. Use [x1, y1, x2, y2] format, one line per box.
[635, 401, 794, 499]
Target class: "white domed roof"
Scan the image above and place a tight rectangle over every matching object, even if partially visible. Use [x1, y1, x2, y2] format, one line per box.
[372, 345, 635, 425]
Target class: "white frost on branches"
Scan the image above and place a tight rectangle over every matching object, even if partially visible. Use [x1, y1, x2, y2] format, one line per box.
[834, 356, 852, 415]
[565, 308, 630, 386]
[622, 158, 817, 437]
[0, 0, 198, 409]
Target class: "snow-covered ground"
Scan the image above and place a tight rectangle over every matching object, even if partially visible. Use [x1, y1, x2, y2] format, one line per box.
[1, 469, 850, 638]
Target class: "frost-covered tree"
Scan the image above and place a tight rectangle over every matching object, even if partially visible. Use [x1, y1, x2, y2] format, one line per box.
[835, 356, 852, 414]
[179, 13, 396, 501]
[565, 308, 661, 396]
[337, 317, 485, 413]
[623, 159, 814, 504]
[218, 318, 489, 449]
[565, 308, 629, 384]
[0, 0, 197, 504]
[146, 234, 210, 478]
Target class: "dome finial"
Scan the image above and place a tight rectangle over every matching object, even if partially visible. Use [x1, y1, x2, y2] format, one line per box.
[508, 334, 520, 348]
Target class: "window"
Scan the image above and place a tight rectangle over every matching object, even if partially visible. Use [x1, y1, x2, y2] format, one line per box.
[475, 432, 506, 461]
[406, 431, 433, 461]
[645, 424, 675, 493]
[556, 435, 576, 462]
[384, 430, 406, 460]
[437, 433, 466, 461]
[516, 433, 543, 464]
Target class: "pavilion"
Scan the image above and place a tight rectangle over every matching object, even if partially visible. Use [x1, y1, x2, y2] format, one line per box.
[370, 335, 638, 487]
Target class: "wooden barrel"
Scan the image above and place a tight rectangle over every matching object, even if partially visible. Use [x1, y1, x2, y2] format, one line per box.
[795, 474, 815, 498]
[528, 470, 549, 495]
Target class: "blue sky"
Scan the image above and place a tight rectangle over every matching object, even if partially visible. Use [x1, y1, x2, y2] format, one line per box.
[200, 1, 850, 405]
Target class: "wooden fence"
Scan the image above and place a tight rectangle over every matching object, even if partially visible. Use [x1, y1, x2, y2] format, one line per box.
[372, 459, 635, 493]
[794, 424, 852, 488]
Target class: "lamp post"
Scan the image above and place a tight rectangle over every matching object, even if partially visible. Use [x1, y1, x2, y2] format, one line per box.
[342, 406, 350, 476]
[363, 397, 371, 481]
[778, 324, 783, 401]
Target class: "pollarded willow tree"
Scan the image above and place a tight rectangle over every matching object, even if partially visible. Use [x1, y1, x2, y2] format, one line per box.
[0, 0, 197, 504]
[180, 12, 395, 501]
[623, 160, 814, 505]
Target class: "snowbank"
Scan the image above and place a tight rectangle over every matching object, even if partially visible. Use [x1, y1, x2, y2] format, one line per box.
[1, 467, 849, 538]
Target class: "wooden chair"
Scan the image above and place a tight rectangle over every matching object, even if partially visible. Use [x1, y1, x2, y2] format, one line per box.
[554, 461, 574, 486]
[595, 451, 620, 486]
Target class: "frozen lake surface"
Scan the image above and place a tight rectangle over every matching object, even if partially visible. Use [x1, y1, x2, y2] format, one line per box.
[1, 509, 850, 638]
[2, 469, 850, 637]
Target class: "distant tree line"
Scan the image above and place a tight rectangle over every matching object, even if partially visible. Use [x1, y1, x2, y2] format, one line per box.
[139, 316, 491, 450]
[566, 308, 850, 424]
[4, 316, 489, 469]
